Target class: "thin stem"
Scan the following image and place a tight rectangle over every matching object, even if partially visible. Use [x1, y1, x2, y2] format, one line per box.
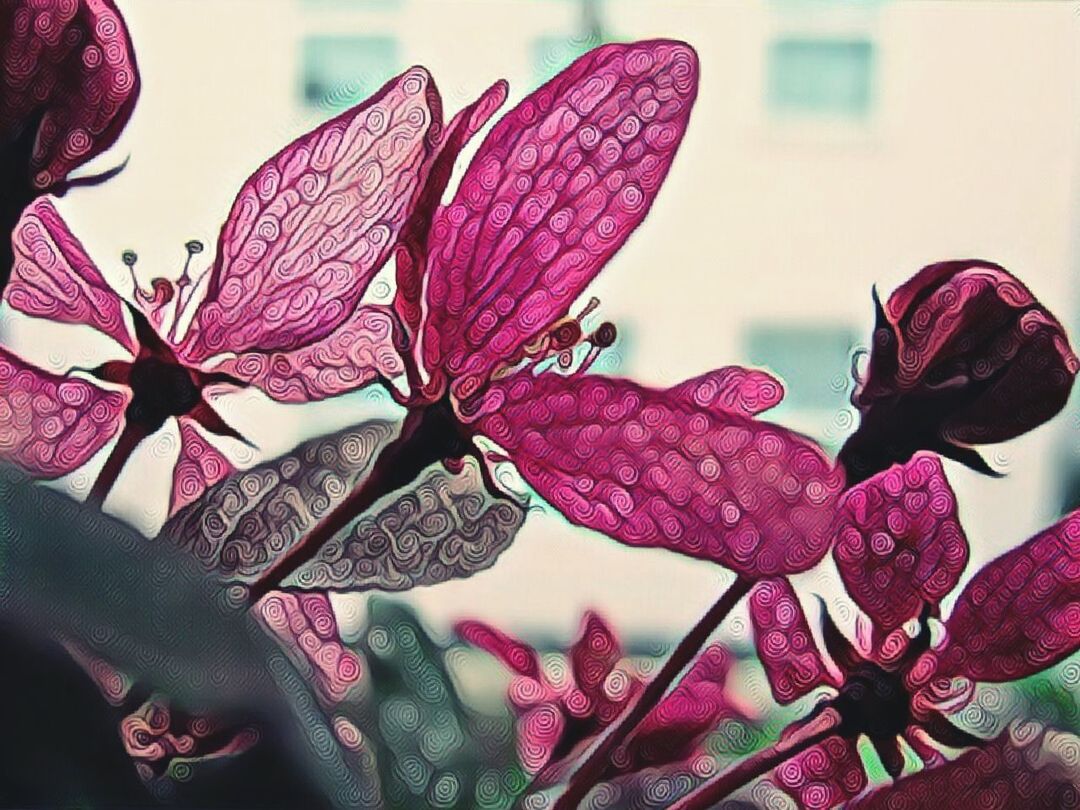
[88, 420, 150, 505]
[668, 708, 843, 810]
[550, 575, 753, 810]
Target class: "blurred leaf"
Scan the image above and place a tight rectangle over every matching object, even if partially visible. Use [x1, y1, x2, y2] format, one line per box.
[346, 599, 522, 810]
[163, 421, 525, 592]
[0, 465, 380, 808]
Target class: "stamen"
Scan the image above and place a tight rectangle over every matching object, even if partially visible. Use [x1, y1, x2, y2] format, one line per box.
[122, 250, 142, 297]
[170, 239, 206, 344]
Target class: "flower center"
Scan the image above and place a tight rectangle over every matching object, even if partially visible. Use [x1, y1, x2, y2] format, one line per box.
[833, 662, 911, 739]
[126, 356, 202, 431]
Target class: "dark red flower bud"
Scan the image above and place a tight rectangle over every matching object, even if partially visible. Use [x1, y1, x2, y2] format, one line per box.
[839, 260, 1078, 485]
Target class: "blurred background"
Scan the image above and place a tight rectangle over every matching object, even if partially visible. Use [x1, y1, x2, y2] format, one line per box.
[3, 0, 1077, 652]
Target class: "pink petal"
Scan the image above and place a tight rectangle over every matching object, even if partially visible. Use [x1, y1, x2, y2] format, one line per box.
[7, 197, 137, 354]
[394, 80, 509, 349]
[475, 371, 842, 577]
[181, 67, 442, 362]
[834, 454, 968, 635]
[569, 610, 623, 715]
[669, 366, 785, 418]
[624, 644, 739, 771]
[211, 305, 403, 403]
[749, 579, 838, 704]
[455, 619, 542, 679]
[517, 702, 567, 774]
[774, 736, 867, 810]
[1, 0, 140, 190]
[0, 345, 127, 477]
[169, 418, 235, 516]
[419, 41, 699, 403]
[258, 591, 363, 703]
[938, 509, 1080, 683]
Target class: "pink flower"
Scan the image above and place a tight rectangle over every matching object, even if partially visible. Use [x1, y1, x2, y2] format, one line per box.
[840, 261, 1078, 484]
[749, 454, 1080, 809]
[850, 723, 1080, 810]
[260, 40, 843, 595]
[1, 0, 139, 287]
[0, 66, 446, 513]
[456, 611, 749, 778]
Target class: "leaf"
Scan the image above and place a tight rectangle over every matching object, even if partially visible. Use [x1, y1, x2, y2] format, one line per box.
[162, 420, 526, 592]
[0, 464, 380, 808]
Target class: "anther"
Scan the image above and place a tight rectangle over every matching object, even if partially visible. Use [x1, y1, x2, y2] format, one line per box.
[121, 250, 138, 268]
[184, 240, 204, 255]
[592, 321, 617, 348]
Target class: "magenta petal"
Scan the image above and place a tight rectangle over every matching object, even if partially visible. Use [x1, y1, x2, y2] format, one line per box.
[624, 644, 738, 771]
[475, 371, 842, 577]
[749, 579, 838, 705]
[7, 197, 137, 355]
[774, 736, 867, 810]
[394, 80, 509, 351]
[0, 346, 128, 477]
[455, 619, 542, 680]
[569, 610, 623, 712]
[517, 702, 566, 775]
[181, 67, 441, 362]
[259, 591, 362, 702]
[834, 454, 968, 635]
[669, 366, 785, 417]
[419, 40, 699, 403]
[938, 509, 1080, 683]
[1, 0, 139, 190]
[169, 418, 235, 517]
[211, 305, 403, 403]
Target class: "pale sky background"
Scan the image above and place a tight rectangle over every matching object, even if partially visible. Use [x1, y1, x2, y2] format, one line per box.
[2, 0, 1078, 647]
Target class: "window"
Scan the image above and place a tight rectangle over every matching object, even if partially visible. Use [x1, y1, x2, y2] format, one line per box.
[767, 38, 875, 118]
[300, 36, 400, 111]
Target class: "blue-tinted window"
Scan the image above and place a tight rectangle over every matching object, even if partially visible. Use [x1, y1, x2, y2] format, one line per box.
[767, 38, 875, 117]
[301, 36, 399, 111]
[744, 324, 857, 411]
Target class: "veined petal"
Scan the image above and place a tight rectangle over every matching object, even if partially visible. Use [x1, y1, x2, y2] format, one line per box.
[420, 41, 699, 402]
[938, 509, 1080, 683]
[211, 305, 403, 403]
[475, 371, 842, 577]
[455, 619, 541, 680]
[258, 591, 362, 703]
[834, 454, 968, 635]
[518, 702, 566, 775]
[669, 366, 785, 418]
[181, 67, 441, 362]
[169, 418, 235, 516]
[1, 0, 140, 190]
[774, 736, 867, 810]
[0, 345, 127, 477]
[749, 578, 838, 705]
[7, 197, 137, 354]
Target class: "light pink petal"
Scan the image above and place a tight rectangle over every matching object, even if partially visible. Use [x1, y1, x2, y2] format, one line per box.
[181, 67, 441, 362]
[938, 509, 1080, 683]
[749, 579, 838, 704]
[394, 80, 509, 349]
[7, 197, 137, 354]
[455, 619, 542, 680]
[834, 453, 968, 635]
[569, 610, 623, 714]
[669, 366, 785, 418]
[258, 591, 362, 703]
[517, 702, 567, 774]
[210, 305, 403, 403]
[420, 40, 699, 402]
[475, 371, 842, 577]
[169, 418, 236, 516]
[774, 736, 867, 810]
[624, 644, 739, 771]
[1, 0, 139, 190]
[0, 345, 127, 477]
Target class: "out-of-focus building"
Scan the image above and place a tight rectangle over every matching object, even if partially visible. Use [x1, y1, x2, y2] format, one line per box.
[26, 0, 1080, 639]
